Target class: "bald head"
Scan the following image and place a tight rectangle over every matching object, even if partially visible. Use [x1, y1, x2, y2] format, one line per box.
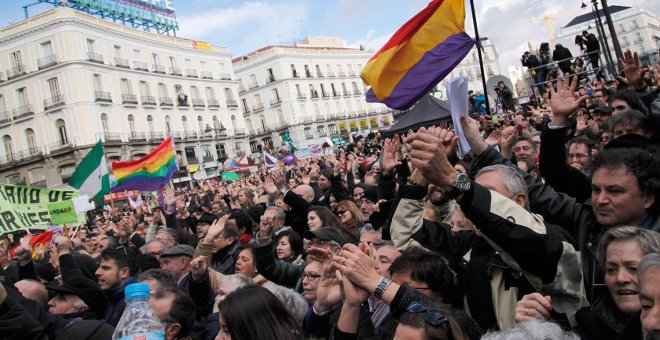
[15, 279, 48, 307]
[293, 185, 315, 203]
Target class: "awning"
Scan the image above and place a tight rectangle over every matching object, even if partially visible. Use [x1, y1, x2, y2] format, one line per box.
[188, 165, 199, 173]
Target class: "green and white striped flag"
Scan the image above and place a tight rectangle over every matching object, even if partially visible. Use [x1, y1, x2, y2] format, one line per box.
[69, 140, 109, 207]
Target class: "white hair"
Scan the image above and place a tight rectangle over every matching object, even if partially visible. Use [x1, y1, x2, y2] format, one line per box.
[71, 295, 89, 312]
[264, 284, 309, 325]
[481, 319, 580, 340]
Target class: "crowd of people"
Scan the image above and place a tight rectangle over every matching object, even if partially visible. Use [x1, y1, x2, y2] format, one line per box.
[0, 48, 659, 340]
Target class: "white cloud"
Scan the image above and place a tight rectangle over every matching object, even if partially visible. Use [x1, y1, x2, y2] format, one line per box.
[177, 1, 307, 55]
[346, 29, 392, 52]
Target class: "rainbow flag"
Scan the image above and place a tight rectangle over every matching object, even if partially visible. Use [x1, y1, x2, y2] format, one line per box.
[111, 137, 178, 192]
[361, 0, 475, 110]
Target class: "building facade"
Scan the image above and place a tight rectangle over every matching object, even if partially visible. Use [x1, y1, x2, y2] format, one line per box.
[232, 36, 394, 154]
[437, 38, 503, 97]
[556, 6, 660, 67]
[0, 7, 248, 187]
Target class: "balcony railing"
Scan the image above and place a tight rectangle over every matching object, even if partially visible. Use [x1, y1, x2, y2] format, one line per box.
[129, 131, 147, 140]
[238, 87, 246, 94]
[134, 61, 148, 71]
[12, 104, 34, 120]
[20, 147, 43, 161]
[47, 139, 74, 153]
[87, 51, 104, 64]
[266, 75, 276, 84]
[95, 132, 123, 143]
[234, 128, 246, 135]
[297, 93, 307, 100]
[353, 91, 361, 97]
[249, 82, 259, 90]
[141, 95, 157, 105]
[38, 54, 57, 69]
[153, 64, 165, 74]
[114, 57, 129, 68]
[348, 71, 356, 76]
[0, 111, 11, 125]
[7, 64, 26, 79]
[185, 69, 198, 78]
[170, 67, 182, 76]
[333, 93, 341, 98]
[160, 97, 173, 106]
[243, 107, 251, 115]
[201, 71, 213, 79]
[322, 93, 330, 98]
[94, 91, 112, 102]
[292, 71, 300, 78]
[122, 93, 138, 104]
[327, 71, 335, 77]
[208, 99, 220, 108]
[270, 98, 282, 106]
[184, 130, 198, 139]
[306, 72, 313, 78]
[315, 115, 326, 122]
[337, 71, 346, 77]
[226, 99, 238, 108]
[219, 73, 232, 80]
[253, 104, 264, 112]
[311, 93, 319, 100]
[317, 72, 325, 77]
[303, 116, 315, 124]
[343, 92, 352, 97]
[192, 99, 205, 107]
[43, 94, 65, 110]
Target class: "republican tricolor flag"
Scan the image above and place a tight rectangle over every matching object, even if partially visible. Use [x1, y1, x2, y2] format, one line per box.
[361, 0, 476, 110]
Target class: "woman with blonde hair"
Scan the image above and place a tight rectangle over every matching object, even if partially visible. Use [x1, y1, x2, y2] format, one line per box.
[335, 200, 364, 237]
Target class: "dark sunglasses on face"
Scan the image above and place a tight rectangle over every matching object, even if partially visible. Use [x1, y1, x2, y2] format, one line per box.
[406, 302, 450, 328]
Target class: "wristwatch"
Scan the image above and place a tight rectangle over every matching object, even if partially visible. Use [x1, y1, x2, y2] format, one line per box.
[374, 276, 392, 299]
[444, 172, 471, 200]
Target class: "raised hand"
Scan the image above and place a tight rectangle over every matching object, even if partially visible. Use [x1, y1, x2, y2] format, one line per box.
[550, 73, 588, 124]
[332, 243, 381, 293]
[190, 256, 208, 281]
[575, 112, 588, 135]
[314, 261, 341, 314]
[52, 235, 72, 256]
[204, 216, 227, 243]
[264, 176, 279, 196]
[381, 136, 402, 176]
[485, 128, 502, 146]
[460, 116, 488, 156]
[514, 293, 552, 323]
[618, 49, 646, 90]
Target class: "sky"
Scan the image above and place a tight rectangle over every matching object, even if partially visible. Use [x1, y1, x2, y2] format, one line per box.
[3, 0, 659, 76]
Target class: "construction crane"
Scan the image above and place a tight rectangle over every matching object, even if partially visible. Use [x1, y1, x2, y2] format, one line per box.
[530, 9, 589, 42]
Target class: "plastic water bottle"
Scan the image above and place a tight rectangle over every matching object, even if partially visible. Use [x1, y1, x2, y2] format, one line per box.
[112, 283, 165, 340]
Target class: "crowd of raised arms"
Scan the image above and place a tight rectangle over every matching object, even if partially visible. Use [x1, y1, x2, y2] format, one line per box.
[0, 49, 659, 340]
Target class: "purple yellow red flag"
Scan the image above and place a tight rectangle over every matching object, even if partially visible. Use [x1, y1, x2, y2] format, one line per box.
[361, 0, 475, 110]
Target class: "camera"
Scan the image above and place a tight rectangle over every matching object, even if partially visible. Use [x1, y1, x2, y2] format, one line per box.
[494, 87, 501, 92]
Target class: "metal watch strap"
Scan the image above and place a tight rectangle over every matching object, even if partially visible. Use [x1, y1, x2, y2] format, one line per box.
[374, 276, 392, 299]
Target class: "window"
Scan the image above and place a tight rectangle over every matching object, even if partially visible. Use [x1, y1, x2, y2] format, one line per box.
[254, 94, 262, 107]
[632, 19, 639, 29]
[231, 115, 237, 129]
[114, 45, 122, 58]
[165, 115, 171, 133]
[316, 65, 322, 76]
[200, 61, 207, 71]
[56, 119, 67, 145]
[41, 41, 53, 57]
[10, 51, 23, 71]
[158, 83, 168, 98]
[197, 116, 204, 131]
[140, 81, 152, 97]
[101, 113, 109, 133]
[120, 79, 133, 94]
[93, 74, 103, 92]
[249, 74, 257, 87]
[185, 59, 192, 69]
[205, 87, 216, 100]
[47, 77, 61, 98]
[241, 99, 249, 113]
[291, 64, 298, 77]
[618, 23, 625, 32]
[169, 56, 177, 68]
[25, 129, 37, 153]
[3, 135, 13, 160]
[272, 88, 280, 102]
[190, 86, 201, 100]
[128, 115, 136, 133]
[16, 87, 28, 107]
[147, 115, 154, 133]
[86, 39, 96, 52]
[296, 84, 302, 97]
[635, 32, 642, 42]
[182, 116, 189, 131]
[224, 88, 234, 100]
[152, 53, 160, 66]
[0, 95, 6, 113]
[133, 49, 142, 61]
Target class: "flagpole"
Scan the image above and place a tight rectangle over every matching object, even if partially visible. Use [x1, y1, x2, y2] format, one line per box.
[468, 0, 491, 115]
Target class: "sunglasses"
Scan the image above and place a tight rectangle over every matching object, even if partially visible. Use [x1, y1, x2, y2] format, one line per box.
[337, 210, 348, 215]
[406, 302, 450, 328]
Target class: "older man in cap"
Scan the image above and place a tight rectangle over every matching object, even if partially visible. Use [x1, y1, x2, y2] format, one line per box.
[159, 244, 195, 293]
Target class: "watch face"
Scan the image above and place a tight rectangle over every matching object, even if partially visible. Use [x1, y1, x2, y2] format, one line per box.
[456, 173, 471, 191]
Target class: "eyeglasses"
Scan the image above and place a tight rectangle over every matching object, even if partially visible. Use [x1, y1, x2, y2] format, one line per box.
[567, 153, 589, 160]
[302, 272, 321, 281]
[406, 302, 451, 328]
[337, 210, 347, 215]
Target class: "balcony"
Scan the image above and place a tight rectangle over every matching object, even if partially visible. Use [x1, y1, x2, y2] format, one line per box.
[12, 104, 34, 120]
[7, 64, 26, 79]
[122, 93, 138, 104]
[129, 131, 147, 141]
[208, 99, 220, 108]
[160, 97, 173, 106]
[153, 64, 165, 74]
[243, 107, 251, 115]
[234, 128, 246, 135]
[87, 51, 104, 64]
[249, 82, 259, 90]
[114, 57, 130, 68]
[43, 94, 65, 110]
[270, 98, 282, 106]
[170, 131, 183, 140]
[177, 96, 189, 107]
[348, 71, 356, 76]
[93, 91, 112, 103]
[327, 71, 335, 77]
[317, 72, 325, 78]
[311, 93, 319, 100]
[297, 93, 307, 100]
[48, 139, 74, 154]
[253, 104, 264, 112]
[192, 99, 206, 108]
[38, 54, 57, 69]
[332, 93, 341, 98]
[0, 111, 10, 125]
[134, 61, 148, 71]
[226, 99, 238, 108]
[20, 147, 44, 161]
[219, 73, 232, 80]
[306, 72, 313, 78]
[353, 91, 362, 97]
[292, 71, 300, 78]
[343, 92, 352, 97]
[266, 75, 276, 84]
[185, 69, 198, 78]
[318, 130, 328, 137]
[337, 71, 346, 77]
[303, 116, 315, 124]
[170, 67, 182, 76]
[238, 87, 246, 94]
[315, 115, 326, 122]
[141, 95, 157, 105]
[201, 71, 213, 79]
[321, 93, 330, 98]
[96, 132, 123, 143]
